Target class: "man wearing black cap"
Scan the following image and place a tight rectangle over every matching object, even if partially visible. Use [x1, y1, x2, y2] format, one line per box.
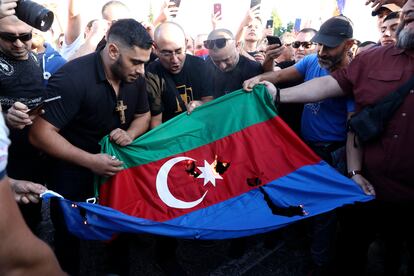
[244, 16, 355, 275]
[244, 16, 355, 162]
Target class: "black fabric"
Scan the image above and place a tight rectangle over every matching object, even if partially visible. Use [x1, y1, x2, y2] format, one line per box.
[0, 51, 44, 109]
[348, 75, 414, 144]
[0, 51, 47, 233]
[0, 51, 50, 182]
[206, 55, 263, 98]
[44, 50, 150, 273]
[43, 50, 149, 200]
[275, 60, 304, 136]
[43, 50, 149, 155]
[146, 54, 212, 122]
[335, 200, 414, 276]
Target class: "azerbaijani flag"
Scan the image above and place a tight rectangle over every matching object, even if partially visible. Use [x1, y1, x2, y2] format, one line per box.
[48, 85, 372, 240]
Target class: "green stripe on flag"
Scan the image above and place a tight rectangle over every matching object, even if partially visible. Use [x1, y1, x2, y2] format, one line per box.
[100, 85, 276, 170]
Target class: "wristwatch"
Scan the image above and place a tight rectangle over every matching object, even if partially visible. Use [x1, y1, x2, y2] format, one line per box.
[347, 170, 362, 178]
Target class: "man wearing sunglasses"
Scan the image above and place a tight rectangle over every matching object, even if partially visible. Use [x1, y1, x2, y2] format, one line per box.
[0, 15, 52, 233]
[205, 28, 263, 99]
[292, 28, 318, 62]
[147, 22, 213, 126]
[244, 15, 356, 275]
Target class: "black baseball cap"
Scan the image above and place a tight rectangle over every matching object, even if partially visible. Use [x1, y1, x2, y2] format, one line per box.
[311, 16, 353, 48]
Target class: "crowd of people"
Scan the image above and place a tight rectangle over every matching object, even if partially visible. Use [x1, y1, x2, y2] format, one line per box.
[0, 0, 413, 275]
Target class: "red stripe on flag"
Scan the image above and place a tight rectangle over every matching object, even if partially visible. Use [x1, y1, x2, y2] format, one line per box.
[100, 117, 320, 222]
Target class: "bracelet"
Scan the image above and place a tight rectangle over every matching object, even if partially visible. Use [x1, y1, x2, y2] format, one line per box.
[347, 170, 362, 178]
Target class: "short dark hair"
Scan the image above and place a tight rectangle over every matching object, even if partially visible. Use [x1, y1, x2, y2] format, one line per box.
[107, 19, 153, 50]
[383, 11, 400, 23]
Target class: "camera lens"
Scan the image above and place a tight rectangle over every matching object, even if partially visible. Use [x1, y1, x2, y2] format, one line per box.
[15, 0, 54, 32]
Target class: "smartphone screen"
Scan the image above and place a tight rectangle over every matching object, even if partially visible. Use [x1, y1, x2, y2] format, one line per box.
[27, 103, 44, 116]
[214, 3, 222, 16]
[266, 35, 281, 46]
[250, 0, 261, 8]
[266, 19, 273, 29]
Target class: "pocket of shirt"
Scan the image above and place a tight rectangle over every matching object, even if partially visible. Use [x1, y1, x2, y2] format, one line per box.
[367, 70, 402, 82]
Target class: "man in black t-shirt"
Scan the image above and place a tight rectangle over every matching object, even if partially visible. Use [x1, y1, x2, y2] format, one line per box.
[0, 15, 50, 231]
[205, 28, 263, 98]
[30, 19, 153, 275]
[147, 22, 213, 126]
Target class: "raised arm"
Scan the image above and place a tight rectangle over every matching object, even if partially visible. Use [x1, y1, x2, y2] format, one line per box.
[235, 5, 260, 43]
[67, 19, 110, 61]
[153, 1, 179, 26]
[64, 0, 82, 45]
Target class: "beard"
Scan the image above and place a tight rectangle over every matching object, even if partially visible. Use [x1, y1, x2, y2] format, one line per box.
[396, 24, 414, 50]
[110, 55, 128, 83]
[317, 52, 343, 71]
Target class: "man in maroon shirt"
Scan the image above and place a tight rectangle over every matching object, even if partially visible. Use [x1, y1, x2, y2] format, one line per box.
[245, 0, 413, 274]
[259, 1, 413, 201]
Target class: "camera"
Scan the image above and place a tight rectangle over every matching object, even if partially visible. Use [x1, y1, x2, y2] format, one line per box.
[15, 0, 54, 32]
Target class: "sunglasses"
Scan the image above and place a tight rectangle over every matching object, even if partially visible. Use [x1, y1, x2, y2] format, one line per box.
[292, 41, 315, 49]
[0, 32, 32, 42]
[203, 38, 232, 50]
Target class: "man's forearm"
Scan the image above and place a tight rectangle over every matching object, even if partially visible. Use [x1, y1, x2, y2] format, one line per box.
[346, 131, 363, 172]
[126, 112, 151, 140]
[0, 178, 65, 275]
[29, 118, 95, 170]
[281, 75, 344, 103]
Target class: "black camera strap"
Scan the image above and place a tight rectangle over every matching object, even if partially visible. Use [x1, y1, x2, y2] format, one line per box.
[348, 75, 414, 145]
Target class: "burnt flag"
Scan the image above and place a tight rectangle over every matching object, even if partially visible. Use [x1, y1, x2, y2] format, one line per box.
[47, 85, 372, 240]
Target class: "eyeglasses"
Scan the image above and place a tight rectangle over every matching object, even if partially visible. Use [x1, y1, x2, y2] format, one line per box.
[292, 41, 315, 49]
[0, 32, 32, 42]
[203, 38, 232, 50]
[159, 48, 184, 58]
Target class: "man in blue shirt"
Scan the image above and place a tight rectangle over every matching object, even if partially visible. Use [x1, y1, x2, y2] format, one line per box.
[31, 29, 66, 86]
[244, 16, 355, 170]
[243, 16, 356, 274]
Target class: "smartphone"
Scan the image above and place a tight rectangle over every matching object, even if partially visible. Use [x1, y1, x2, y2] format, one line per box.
[250, 0, 261, 9]
[266, 35, 281, 46]
[266, 19, 273, 29]
[27, 96, 61, 115]
[213, 3, 222, 16]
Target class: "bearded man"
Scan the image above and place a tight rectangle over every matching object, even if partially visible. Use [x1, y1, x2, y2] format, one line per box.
[29, 19, 152, 275]
[246, 1, 414, 274]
